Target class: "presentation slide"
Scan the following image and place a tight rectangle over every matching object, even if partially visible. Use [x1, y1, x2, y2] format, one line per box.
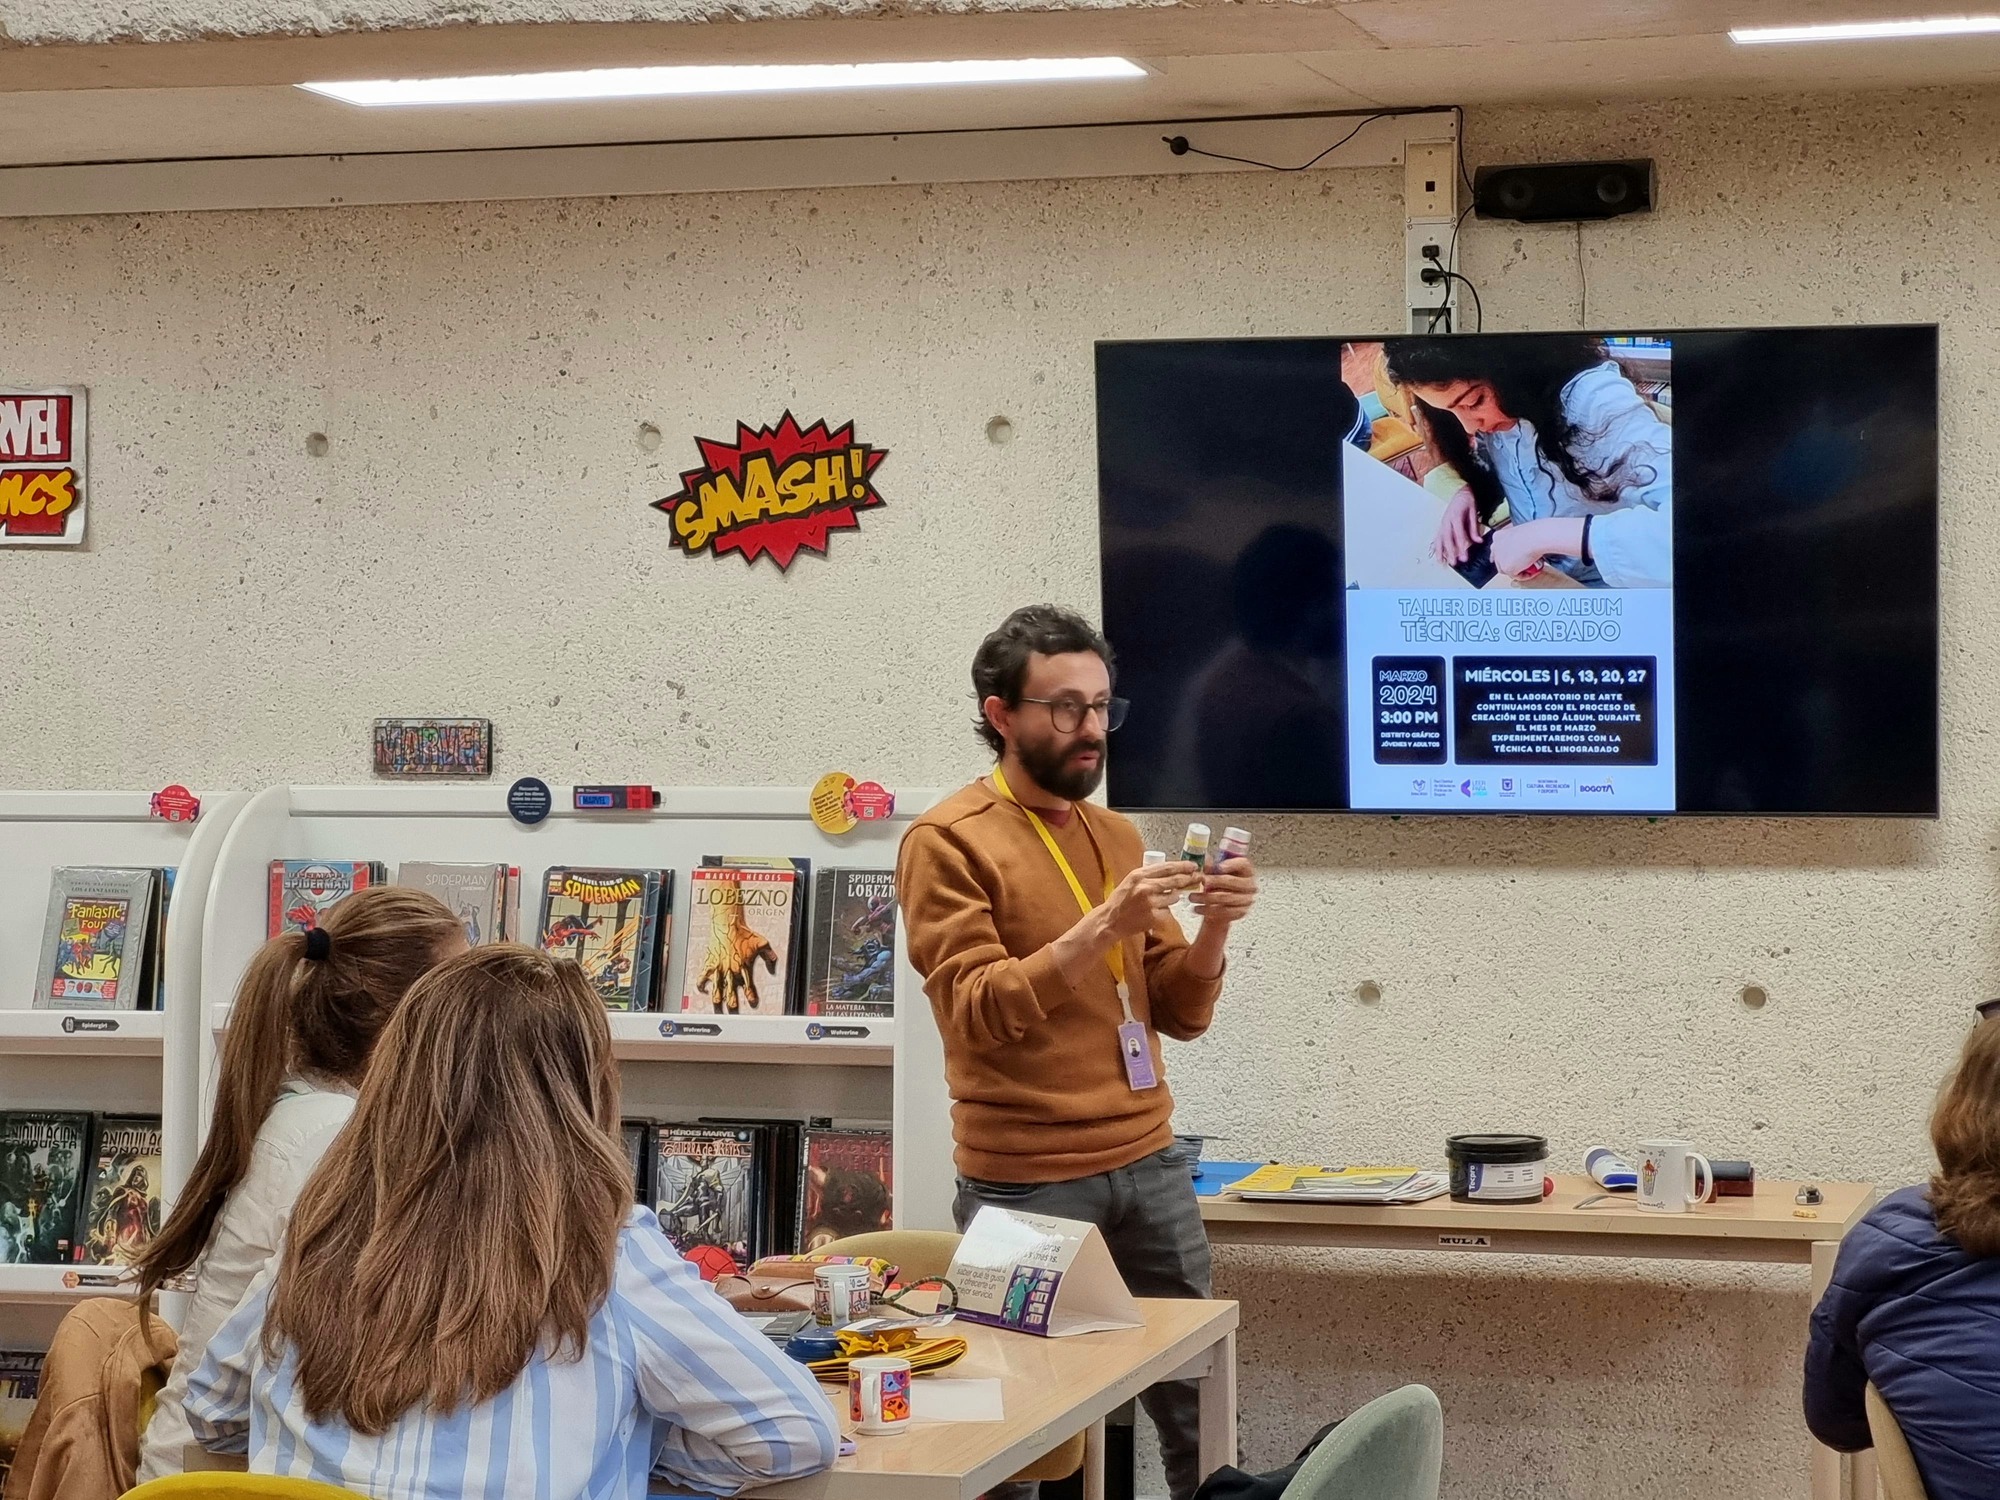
[1339, 337, 1677, 812]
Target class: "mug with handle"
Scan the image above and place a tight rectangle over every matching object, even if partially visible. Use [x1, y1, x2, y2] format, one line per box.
[1636, 1139, 1713, 1212]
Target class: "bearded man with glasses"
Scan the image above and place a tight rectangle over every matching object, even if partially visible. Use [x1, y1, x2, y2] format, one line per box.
[897, 604, 1260, 1500]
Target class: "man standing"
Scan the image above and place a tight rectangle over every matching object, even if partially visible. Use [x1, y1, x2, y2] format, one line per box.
[897, 604, 1259, 1500]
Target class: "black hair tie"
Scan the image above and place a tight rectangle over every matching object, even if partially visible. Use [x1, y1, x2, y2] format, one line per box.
[303, 927, 332, 962]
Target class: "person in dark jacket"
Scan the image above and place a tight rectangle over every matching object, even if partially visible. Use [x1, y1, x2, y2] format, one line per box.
[1804, 1009, 2000, 1498]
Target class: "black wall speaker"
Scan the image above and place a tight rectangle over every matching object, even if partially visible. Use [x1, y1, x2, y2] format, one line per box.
[1472, 160, 1655, 223]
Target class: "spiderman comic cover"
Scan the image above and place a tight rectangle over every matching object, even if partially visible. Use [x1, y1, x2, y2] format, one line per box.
[537, 868, 666, 1012]
[806, 868, 896, 1018]
[680, 864, 796, 1016]
[33, 868, 159, 1011]
[267, 860, 383, 937]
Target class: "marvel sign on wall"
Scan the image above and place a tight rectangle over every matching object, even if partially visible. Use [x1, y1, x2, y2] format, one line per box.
[0, 388, 87, 546]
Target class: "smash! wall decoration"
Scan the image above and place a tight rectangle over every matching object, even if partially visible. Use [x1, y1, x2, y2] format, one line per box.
[653, 413, 887, 570]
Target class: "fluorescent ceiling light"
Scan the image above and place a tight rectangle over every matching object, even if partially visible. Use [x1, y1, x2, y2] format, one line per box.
[1731, 15, 2000, 44]
[299, 57, 1147, 107]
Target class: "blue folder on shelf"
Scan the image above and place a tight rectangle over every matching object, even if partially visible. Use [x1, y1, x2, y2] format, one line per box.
[1191, 1160, 1264, 1197]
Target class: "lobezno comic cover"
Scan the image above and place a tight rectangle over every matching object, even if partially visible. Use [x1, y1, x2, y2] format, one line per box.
[74, 1115, 163, 1267]
[33, 868, 159, 1011]
[267, 860, 384, 937]
[0, 1112, 90, 1264]
[807, 869, 897, 1017]
[397, 862, 510, 946]
[683, 865, 797, 1016]
[537, 868, 668, 1012]
[653, 1127, 757, 1271]
[797, 1128, 893, 1253]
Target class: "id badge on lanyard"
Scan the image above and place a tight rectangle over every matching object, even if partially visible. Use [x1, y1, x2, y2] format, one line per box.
[991, 767, 1158, 1092]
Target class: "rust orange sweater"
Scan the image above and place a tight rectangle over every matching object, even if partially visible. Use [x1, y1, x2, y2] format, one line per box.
[896, 780, 1224, 1183]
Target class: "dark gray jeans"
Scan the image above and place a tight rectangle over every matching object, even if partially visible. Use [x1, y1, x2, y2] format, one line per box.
[953, 1145, 1214, 1500]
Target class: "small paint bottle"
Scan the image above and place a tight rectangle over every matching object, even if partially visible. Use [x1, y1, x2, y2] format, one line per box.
[1178, 824, 1211, 868]
[1142, 851, 1167, 867]
[1209, 826, 1251, 873]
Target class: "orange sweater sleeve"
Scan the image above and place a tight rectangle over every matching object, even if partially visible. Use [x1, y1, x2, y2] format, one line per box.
[897, 823, 1081, 1055]
[1141, 909, 1224, 1042]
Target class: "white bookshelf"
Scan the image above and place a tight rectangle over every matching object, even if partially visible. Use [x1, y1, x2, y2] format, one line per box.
[194, 785, 956, 1233]
[0, 790, 249, 1334]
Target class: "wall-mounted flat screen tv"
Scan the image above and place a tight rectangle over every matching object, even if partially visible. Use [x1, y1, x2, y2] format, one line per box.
[1097, 326, 1938, 815]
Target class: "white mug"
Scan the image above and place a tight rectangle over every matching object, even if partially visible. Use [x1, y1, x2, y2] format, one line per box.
[848, 1355, 913, 1435]
[1636, 1139, 1713, 1213]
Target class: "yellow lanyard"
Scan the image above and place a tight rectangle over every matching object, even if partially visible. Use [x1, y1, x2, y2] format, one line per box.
[990, 766, 1132, 1018]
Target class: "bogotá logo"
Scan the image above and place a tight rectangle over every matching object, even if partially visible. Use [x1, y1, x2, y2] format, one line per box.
[653, 413, 887, 570]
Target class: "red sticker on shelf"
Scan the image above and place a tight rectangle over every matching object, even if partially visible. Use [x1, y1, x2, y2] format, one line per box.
[845, 782, 895, 821]
[149, 784, 200, 822]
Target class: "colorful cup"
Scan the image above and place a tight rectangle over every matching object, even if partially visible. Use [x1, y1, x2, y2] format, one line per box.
[849, 1355, 913, 1435]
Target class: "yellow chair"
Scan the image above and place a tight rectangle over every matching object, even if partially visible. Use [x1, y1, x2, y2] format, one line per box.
[820, 1230, 1090, 1485]
[123, 1476, 359, 1500]
[1864, 1383, 1930, 1500]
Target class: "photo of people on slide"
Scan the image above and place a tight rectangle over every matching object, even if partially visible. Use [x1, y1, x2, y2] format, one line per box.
[1340, 334, 1672, 589]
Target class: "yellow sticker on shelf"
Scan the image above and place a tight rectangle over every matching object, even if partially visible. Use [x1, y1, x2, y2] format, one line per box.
[811, 772, 859, 835]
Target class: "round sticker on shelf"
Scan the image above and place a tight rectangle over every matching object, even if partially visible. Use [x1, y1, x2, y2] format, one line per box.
[149, 784, 201, 822]
[507, 777, 553, 826]
[845, 781, 896, 822]
[810, 771, 859, 835]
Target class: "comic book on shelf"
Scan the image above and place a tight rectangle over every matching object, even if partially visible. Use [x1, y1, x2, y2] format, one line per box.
[806, 868, 896, 1017]
[622, 1120, 653, 1204]
[537, 868, 671, 1012]
[73, 1115, 164, 1267]
[267, 860, 386, 937]
[0, 1352, 41, 1400]
[396, 861, 514, 945]
[0, 1111, 91, 1264]
[653, 1126, 758, 1272]
[33, 867, 161, 1011]
[700, 1117, 805, 1260]
[797, 1127, 893, 1252]
[682, 859, 806, 1017]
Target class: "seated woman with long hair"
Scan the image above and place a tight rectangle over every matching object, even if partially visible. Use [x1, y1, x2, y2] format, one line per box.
[136, 885, 467, 1480]
[183, 945, 838, 1500]
[1805, 1011, 2000, 1498]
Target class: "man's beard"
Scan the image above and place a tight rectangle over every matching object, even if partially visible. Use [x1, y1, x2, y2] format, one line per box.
[1017, 735, 1105, 801]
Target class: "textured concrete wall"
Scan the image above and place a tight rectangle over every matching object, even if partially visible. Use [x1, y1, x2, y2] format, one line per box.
[4, 87, 1994, 1497]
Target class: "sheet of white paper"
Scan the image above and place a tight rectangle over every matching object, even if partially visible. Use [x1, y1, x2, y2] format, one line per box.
[911, 1378, 1006, 1423]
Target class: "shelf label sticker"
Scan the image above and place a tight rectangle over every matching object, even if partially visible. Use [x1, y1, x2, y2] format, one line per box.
[62, 1270, 124, 1289]
[659, 1020, 722, 1038]
[1438, 1233, 1493, 1250]
[59, 1016, 120, 1034]
[805, 1023, 872, 1041]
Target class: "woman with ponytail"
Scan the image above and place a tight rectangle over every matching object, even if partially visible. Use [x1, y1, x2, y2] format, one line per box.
[183, 945, 836, 1500]
[134, 886, 465, 1481]
[1804, 1010, 2000, 1498]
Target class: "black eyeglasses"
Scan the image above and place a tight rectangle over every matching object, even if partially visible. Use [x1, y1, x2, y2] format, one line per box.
[1019, 696, 1130, 734]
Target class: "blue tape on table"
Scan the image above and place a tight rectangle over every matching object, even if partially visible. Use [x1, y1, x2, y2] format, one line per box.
[1192, 1160, 1265, 1197]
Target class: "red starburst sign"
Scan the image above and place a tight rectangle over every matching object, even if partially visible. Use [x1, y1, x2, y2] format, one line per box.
[653, 412, 888, 569]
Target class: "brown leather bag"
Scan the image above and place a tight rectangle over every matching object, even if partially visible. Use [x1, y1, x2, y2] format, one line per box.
[714, 1254, 897, 1315]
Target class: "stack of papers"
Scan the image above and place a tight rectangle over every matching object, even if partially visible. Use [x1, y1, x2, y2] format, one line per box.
[1228, 1164, 1451, 1204]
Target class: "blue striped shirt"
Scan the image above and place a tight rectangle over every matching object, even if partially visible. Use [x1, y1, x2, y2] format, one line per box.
[184, 1207, 838, 1500]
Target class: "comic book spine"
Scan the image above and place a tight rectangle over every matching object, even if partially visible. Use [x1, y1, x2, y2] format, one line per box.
[267, 861, 285, 940]
[806, 868, 836, 1017]
[630, 872, 662, 1014]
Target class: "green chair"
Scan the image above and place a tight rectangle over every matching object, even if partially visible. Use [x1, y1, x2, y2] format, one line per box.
[1279, 1385, 1443, 1500]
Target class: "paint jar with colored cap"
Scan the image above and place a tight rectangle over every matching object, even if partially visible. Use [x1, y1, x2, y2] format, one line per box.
[1209, 827, 1251, 872]
[1447, 1133, 1550, 1204]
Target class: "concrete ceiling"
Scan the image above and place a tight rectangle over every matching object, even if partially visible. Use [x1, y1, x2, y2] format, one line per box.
[2, 0, 1998, 166]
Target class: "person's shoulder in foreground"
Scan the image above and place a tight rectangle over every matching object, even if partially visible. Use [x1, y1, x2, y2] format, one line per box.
[1806, 1189, 2000, 1497]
